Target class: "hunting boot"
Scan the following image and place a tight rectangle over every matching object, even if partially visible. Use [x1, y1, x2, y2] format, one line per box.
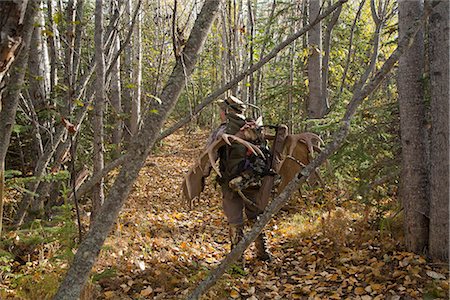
[255, 232, 272, 261]
[229, 224, 245, 266]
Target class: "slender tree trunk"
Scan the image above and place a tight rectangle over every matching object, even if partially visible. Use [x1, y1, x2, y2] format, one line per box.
[63, 0, 75, 116]
[246, 0, 255, 111]
[0, 0, 38, 237]
[123, 0, 133, 142]
[46, 0, 59, 92]
[398, 0, 429, 254]
[0, 0, 29, 95]
[111, 25, 123, 158]
[29, 3, 49, 112]
[72, 0, 84, 84]
[131, 3, 142, 135]
[254, 0, 276, 107]
[428, 0, 449, 262]
[337, 0, 365, 98]
[53, 1, 221, 298]
[321, 5, 341, 110]
[307, 0, 324, 118]
[92, 0, 106, 221]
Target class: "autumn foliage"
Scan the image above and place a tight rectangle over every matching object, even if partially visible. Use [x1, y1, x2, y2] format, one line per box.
[0, 130, 448, 299]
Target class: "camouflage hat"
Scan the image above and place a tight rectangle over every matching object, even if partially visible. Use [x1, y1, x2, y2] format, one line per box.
[217, 95, 246, 114]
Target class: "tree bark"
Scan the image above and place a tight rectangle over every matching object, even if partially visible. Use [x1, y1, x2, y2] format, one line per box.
[307, 0, 325, 118]
[131, 2, 142, 135]
[123, 0, 134, 142]
[321, 5, 342, 110]
[28, 3, 50, 113]
[0, 0, 28, 105]
[92, 0, 106, 221]
[0, 0, 38, 236]
[428, 0, 449, 262]
[398, 0, 429, 255]
[110, 15, 123, 158]
[53, 1, 222, 298]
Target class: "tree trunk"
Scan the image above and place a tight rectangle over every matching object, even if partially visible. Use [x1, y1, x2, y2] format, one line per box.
[246, 0, 255, 111]
[337, 0, 365, 98]
[398, 0, 429, 254]
[123, 0, 133, 142]
[131, 2, 142, 135]
[307, 0, 325, 118]
[92, 0, 106, 221]
[0, 0, 29, 104]
[428, 0, 449, 262]
[110, 18, 123, 158]
[0, 0, 38, 237]
[28, 3, 50, 113]
[46, 0, 59, 92]
[321, 5, 342, 110]
[53, 1, 221, 298]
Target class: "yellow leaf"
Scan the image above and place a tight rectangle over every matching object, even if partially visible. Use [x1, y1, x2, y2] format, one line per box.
[370, 283, 382, 293]
[329, 292, 341, 299]
[354, 287, 365, 295]
[104, 291, 115, 299]
[230, 289, 240, 299]
[180, 241, 189, 249]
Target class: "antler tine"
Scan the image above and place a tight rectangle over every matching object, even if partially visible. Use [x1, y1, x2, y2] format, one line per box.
[207, 147, 222, 177]
[293, 132, 323, 155]
[223, 133, 265, 158]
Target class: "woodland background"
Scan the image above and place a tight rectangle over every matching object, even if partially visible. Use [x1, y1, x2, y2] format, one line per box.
[0, 0, 448, 299]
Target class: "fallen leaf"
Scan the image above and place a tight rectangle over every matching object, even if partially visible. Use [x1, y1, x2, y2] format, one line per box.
[230, 289, 240, 299]
[354, 287, 365, 295]
[140, 287, 153, 296]
[104, 291, 115, 299]
[426, 270, 446, 280]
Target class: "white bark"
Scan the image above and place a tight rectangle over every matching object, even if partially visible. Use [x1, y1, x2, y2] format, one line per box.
[131, 3, 142, 135]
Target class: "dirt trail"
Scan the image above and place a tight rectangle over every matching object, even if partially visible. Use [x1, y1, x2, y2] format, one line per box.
[94, 129, 449, 300]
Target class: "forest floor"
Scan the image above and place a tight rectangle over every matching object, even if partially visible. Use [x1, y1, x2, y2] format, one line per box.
[1, 129, 449, 300]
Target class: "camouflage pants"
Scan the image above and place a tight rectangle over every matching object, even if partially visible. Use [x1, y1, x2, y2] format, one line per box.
[220, 184, 260, 225]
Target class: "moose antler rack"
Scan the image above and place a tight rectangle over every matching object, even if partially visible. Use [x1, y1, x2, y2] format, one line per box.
[181, 124, 323, 209]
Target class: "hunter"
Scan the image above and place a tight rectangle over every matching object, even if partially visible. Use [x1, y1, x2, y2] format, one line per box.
[209, 95, 272, 261]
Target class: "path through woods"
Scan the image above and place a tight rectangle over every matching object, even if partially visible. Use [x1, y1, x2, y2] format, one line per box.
[90, 130, 448, 299]
[1, 130, 448, 299]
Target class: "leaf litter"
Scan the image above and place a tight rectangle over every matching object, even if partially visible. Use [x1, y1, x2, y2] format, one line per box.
[1, 130, 448, 300]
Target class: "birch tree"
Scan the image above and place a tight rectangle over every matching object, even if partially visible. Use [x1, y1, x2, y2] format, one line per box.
[131, 2, 142, 135]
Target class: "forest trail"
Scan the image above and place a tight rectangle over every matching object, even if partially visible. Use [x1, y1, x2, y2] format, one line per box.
[91, 129, 448, 300]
